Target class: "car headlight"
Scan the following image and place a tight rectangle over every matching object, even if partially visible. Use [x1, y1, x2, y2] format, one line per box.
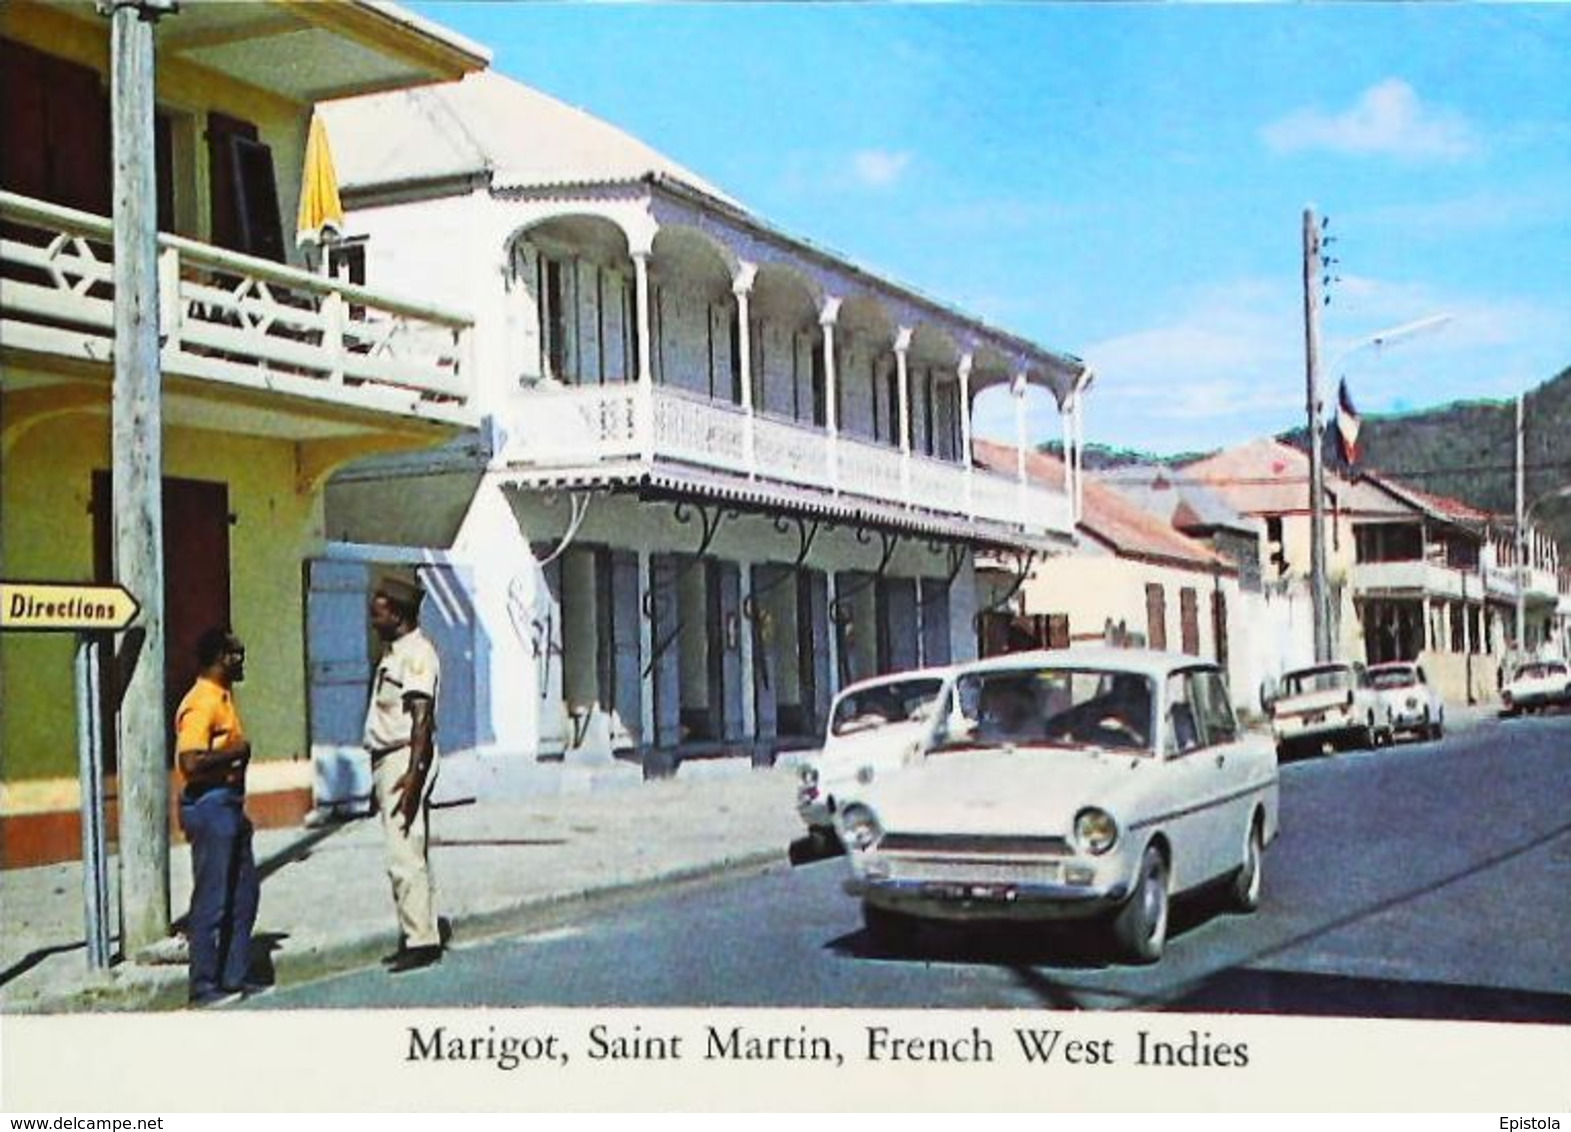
[839, 804, 883, 852]
[1074, 807, 1119, 856]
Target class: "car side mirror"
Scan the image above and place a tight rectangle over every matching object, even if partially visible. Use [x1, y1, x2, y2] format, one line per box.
[1259, 677, 1279, 715]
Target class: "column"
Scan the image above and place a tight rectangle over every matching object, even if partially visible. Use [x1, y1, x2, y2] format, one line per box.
[1061, 392, 1076, 520]
[733, 262, 757, 478]
[957, 352, 974, 517]
[821, 296, 841, 489]
[894, 326, 913, 504]
[633, 250, 654, 461]
[1012, 372, 1029, 527]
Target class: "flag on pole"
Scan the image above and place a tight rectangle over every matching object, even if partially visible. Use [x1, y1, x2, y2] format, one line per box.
[1335, 377, 1362, 466]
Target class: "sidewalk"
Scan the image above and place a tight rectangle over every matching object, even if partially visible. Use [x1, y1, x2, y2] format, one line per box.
[0, 758, 808, 1014]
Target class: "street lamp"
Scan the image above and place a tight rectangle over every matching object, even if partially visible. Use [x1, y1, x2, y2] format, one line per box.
[1306, 310, 1455, 663]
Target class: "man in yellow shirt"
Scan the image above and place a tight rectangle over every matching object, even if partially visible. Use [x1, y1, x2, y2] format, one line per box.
[175, 627, 261, 1006]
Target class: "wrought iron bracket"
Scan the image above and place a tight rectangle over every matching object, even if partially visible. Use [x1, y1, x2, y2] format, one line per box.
[741, 516, 826, 623]
[829, 527, 902, 624]
[641, 501, 735, 677]
[972, 548, 1040, 627]
[918, 540, 968, 608]
[533, 491, 595, 569]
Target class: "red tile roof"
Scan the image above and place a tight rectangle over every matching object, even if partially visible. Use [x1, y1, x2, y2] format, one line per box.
[974, 440, 1230, 572]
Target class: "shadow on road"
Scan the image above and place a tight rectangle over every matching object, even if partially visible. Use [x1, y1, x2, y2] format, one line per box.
[1166, 967, 1571, 1024]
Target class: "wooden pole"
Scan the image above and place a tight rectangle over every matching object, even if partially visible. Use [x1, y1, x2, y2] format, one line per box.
[1304, 207, 1331, 663]
[106, 0, 172, 955]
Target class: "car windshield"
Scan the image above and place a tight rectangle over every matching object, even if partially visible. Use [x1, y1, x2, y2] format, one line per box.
[831, 677, 945, 737]
[1282, 666, 1353, 696]
[1514, 663, 1566, 681]
[938, 665, 1157, 755]
[1370, 668, 1417, 690]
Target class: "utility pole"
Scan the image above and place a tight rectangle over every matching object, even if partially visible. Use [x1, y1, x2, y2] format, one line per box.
[1515, 391, 1526, 657]
[103, 0, 176, 956]
[1303, 207, 1331, 663]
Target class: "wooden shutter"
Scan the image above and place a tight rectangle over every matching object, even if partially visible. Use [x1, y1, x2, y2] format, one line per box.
[1212, 589, 1229, 668]
[1047, 613, 1071, 649]
[1180, 587, 1200, 655]
[1145, 583, 1168, 651]
[1, 40, 110, 213]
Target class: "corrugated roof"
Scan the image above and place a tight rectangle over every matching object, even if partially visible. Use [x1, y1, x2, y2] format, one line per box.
[323, 70, 737, 205]
[1096, 464, 1256, 535]
[974, 441, 1229, 572]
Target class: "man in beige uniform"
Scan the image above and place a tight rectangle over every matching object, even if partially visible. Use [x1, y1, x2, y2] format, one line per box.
[363, 577, 444, 973]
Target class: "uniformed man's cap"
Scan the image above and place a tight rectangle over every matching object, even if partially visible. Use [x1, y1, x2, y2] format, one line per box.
[374, 575, 425, 614]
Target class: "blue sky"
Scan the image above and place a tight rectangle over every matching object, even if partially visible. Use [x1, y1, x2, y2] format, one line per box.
[414, 3, 1571, 455]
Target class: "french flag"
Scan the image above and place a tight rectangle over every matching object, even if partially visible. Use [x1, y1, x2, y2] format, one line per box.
[1335, 378, 1362, 466]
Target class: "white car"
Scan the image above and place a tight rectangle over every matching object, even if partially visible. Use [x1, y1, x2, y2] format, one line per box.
[796, 668, 955, 848]
[1266, 661, 1391, 759]
[836, 648, 1280, 964]
[1367, 661, 1445, 741]
[1501, 659, 1571, 716]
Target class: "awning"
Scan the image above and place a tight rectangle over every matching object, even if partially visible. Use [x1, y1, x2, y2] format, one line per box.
[497, 461, 1071, 555]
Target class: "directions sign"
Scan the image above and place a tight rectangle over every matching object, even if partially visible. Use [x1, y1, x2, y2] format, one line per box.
[1, 581, 141, 633]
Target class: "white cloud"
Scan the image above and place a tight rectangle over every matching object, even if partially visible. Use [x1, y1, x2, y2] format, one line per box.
[1261, 79, 1477, 161]
[850, 149, 912, 188]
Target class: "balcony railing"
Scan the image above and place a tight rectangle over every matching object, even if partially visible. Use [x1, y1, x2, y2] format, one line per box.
[1, 191, 474, 425]
[502, 383, 1072, 536]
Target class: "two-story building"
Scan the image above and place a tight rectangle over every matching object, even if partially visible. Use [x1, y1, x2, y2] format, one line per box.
[309, 71, 1089, 802]
[972, 442, 1250, 711]
[0, 1, 488, 864]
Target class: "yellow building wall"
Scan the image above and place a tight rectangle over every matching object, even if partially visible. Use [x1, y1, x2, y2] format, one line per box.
[1023, 550, 1225, 659]
[1, 400, 322, 790]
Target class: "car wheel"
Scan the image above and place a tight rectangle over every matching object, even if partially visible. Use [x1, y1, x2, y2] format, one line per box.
[1431, 710, 1444, 741]
[1274, 740, 1295, 762]
[1356, 720, 1376, 750]
[1112, 845, 1169, 964]
[1228, 817, 1265, 913]
[862, 902, 920, 952]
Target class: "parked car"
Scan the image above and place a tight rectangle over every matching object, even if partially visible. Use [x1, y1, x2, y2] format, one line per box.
[1500, 659, 1571, 716]
[796, 667, 955, 850]
[1265, 661, 1391, 759]
[835, 648, 1279, 964]
[1367, 661, 1445, 741]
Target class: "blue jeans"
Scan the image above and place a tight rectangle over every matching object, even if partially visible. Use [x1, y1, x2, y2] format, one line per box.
[179, 788, 260, 998]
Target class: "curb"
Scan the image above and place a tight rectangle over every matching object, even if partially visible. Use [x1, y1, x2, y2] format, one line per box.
[8, 844, 791, 1014]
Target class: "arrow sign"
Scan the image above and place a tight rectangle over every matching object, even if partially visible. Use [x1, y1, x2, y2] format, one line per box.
[0, 581, 141, 633]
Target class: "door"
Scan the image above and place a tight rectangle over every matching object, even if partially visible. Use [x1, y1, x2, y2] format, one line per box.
[802, 569, 832, 735]
[609, 550, 643, 748]
[715, 561, 745, 742]
[750, 564, 784, 744]
[880, 577, 920, 674]
[93, 473, 230, 769]
[920, 578, 951, 667]
[649, 554, 682, 748]
[306, 559, 372, 810]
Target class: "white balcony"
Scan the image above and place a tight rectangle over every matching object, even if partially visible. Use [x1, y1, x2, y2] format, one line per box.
[500, 383, 1073, 537]
[1351, 559, 1474, 599]
[1, 192, 475, 427]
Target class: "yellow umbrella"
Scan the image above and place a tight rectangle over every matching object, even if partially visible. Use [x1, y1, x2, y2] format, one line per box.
[296, 112, 345, 253]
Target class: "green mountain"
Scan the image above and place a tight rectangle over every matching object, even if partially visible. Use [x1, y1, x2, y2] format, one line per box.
[1039, 366, 1571, 552]
[1294, 366, 1571, 551]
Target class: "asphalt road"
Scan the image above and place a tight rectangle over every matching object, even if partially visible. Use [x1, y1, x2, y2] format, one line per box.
[251, 711, 1571, 1021]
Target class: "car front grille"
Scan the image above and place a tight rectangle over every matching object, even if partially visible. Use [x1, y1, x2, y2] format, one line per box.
[881, 857, 1063, 886]
[879, 832, 1072, 856]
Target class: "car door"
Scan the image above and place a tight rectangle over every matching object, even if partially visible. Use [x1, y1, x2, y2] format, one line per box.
[1159, 669, 1231, 889]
